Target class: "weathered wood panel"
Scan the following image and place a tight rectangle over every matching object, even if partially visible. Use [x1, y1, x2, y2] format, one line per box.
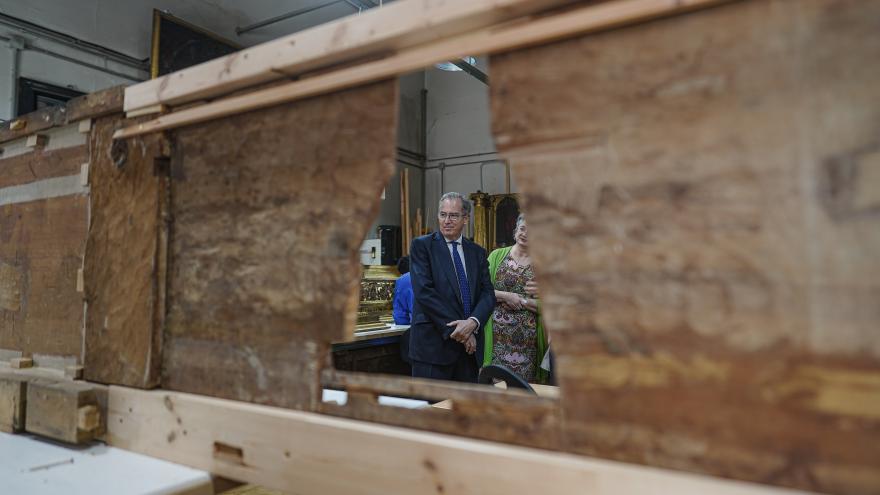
[0, 106, 66, 145]
[66, 85, 126, 123]
[82, 116, 167, 387]
[0, 373, 27, 432]
[25, 378, 104, 444]
[0, 145, 87, 189]
[489, 1, 880, 494]
[320, 371, 561, 450]
[0, 195, 87, 358]
[0, 86, 124, 146]
[162, 80, 399, 409]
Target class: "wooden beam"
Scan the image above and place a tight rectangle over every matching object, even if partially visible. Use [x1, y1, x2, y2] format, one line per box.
[65, 85, 125, 122]
[122, 0, 580, 113]
[0, 374, 27, 433]
[114, 0, 730, 139]
[0, 107, 65, 145]
[10, 357, 33, 369]
[106, 385, 810, 495]
[26, 379, 105, 444]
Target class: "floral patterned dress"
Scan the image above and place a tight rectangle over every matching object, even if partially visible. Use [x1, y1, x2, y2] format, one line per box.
[490, 254, 537, 382]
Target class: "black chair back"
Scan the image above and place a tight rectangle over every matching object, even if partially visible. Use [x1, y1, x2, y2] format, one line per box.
[478, 364, 536, 394]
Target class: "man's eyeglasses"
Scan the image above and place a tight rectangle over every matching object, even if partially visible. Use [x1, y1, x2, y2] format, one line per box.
[439, 212, 463, 221]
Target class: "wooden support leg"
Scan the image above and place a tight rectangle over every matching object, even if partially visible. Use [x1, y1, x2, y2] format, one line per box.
[0, 375, 27, 433]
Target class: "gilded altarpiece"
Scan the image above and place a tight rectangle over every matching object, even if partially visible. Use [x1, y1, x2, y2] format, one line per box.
[470, 192, 520, 251]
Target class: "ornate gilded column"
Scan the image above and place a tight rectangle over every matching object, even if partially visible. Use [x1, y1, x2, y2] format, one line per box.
[470, 191, 492, 249]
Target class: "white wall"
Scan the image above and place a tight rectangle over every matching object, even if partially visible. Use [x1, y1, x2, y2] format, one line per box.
[367, 70, 425, 239]
[0, 26, 145, 119]
[422, 57, 517, 236]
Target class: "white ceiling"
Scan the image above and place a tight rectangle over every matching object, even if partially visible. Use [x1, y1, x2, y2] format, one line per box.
[0, 0, 385, 59]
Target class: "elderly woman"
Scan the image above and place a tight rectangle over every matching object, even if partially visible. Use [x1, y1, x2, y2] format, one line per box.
[481, 214, 548, 383]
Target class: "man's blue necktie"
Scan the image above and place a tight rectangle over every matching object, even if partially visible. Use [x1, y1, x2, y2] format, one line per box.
[450, 241, 471, 316]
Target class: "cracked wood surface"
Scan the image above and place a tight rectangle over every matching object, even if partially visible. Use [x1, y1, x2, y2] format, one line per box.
[489, 1, 880, 493]
[161, 80, 399, 410]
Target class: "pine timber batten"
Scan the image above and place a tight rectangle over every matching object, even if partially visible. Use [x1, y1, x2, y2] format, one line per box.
[106, 385, 814, 495]
[121, 0, 582, 113]
[112, 0, 731, 140]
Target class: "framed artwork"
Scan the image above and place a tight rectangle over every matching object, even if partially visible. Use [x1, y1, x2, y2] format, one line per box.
[150, 10, 241, 79]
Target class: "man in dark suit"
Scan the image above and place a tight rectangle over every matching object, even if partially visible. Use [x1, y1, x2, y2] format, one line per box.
[408, 192, 495, 382]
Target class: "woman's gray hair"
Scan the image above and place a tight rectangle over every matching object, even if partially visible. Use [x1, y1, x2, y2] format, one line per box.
[438, 192, 472, 216]
[514, 213, 526, 236]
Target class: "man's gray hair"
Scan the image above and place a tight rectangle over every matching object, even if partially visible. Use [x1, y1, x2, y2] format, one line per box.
[439, 192, 472, 216]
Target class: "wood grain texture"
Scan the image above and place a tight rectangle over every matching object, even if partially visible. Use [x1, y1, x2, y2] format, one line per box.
[25, 378, 103, 444]
[107, 384, 811, 495]
[321, 371, 561, 450]
[83, 115, 167, 387]
[0, 195, 87, 358]
[0, 373, 27, 432]
[489, 1, 880, 493]
[65, 85, 125, 123]
[0, 145, 87, 188]
[123, 0, 580, 112]
[162, 80, 398, 410]
[0, 106, 66, 145]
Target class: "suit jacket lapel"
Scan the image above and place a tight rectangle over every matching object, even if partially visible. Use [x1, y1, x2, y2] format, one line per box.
[432, 233, 462, 306]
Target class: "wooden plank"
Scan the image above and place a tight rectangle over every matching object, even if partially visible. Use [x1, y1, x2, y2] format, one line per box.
[0, 106, 66, 145]
[321, 371, 561, 449]
[115, 0, 729, 139]
[162, 80, 398, 410]
[106, 385, 812, 495]
[82, 115, 166, 388]
[0, 373, 27, 432]
[0, 145, 87, 188]
[122, 0, 581, 113]
[0, 195, 88, 358]
[0, 174, 88, 207]
[10, 357, 33, 369]
[65, 85, 125, 122]
[488, 1, 880, 494]
[25, 379, 104, 444]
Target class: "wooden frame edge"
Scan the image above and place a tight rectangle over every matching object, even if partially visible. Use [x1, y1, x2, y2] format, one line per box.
[105, 385, 813, 495]
[114, 0, 733, 140]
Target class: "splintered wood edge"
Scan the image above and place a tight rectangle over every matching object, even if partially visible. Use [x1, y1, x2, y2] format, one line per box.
[105, 386, 811, 495]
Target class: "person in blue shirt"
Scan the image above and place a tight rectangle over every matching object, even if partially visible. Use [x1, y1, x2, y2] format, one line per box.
[392, 256, 413, 324]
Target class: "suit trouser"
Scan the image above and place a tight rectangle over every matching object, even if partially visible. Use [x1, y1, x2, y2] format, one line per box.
[411, 351, 478, 383]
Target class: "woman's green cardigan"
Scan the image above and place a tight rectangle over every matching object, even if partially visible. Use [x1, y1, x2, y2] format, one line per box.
[481, 246, 548, 383]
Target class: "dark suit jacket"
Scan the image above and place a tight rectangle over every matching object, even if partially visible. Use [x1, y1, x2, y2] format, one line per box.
[408, 232, 495, 366]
